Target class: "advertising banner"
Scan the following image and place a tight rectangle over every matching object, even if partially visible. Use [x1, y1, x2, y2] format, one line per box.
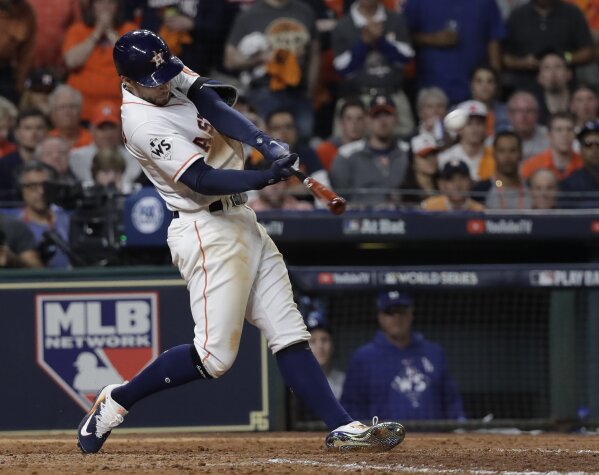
[0, 277, 268, 431]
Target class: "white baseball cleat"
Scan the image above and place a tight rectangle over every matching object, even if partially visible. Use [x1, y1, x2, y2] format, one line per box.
[77, 383, 128, 454]
[324, 416, 406, 452]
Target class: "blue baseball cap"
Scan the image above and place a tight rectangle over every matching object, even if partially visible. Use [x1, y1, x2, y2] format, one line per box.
[113, 30, 183, 87]
[305, 308, 329, 332]
[578, 120, 599, 140]
[377, 291, 412, 312]
[440, 159, 470, 180]
[298, 296, 330, 332]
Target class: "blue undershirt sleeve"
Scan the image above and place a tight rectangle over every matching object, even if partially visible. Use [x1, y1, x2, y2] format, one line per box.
[186, 80, 288, 162]
[179, 158, 276, 195]
[188, 84, 258, 143]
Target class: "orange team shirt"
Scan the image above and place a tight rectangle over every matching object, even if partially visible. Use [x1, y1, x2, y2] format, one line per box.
[520, 149, 583, 181]
[29, 0, 81, 69]
[49, 127, 93, 150]
[63, 21, 137, 121]
[324, 0, 344, 17]
[381, 0, 404, 11]
[0, 141, 16, 157]
[316, 141, 339, 171]
[448, 145, 495, 180]
[421, 195, 485, 212]
[478, 146, 496, 180]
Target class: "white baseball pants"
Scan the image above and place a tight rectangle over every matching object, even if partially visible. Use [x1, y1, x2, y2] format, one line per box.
[167, 205, 310, 378]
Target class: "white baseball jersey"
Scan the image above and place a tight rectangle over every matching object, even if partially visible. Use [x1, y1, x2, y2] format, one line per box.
[119, 66, 310, 378]
[121, 69, 244, 212]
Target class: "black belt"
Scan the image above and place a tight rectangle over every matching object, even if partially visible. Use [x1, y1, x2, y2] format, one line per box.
[172, 193, 247, 219]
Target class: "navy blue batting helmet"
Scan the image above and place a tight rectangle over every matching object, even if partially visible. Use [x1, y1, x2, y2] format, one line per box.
[113, 30, 183, 87]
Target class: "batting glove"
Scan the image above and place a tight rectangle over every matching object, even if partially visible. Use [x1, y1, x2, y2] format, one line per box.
[254, 132, 290, 162]
[270, 153, 298, 181]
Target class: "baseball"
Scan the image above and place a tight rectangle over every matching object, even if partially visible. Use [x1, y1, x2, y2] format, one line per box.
[443, 108, 468, 132]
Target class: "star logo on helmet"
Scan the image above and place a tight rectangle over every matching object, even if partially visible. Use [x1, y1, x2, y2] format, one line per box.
[151, 51, 165, 67]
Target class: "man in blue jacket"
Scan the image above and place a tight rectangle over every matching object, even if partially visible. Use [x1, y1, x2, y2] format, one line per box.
[341, 291, 465, 421]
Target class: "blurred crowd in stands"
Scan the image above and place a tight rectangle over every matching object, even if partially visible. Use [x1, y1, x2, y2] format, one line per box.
[3, 0, 599, 268]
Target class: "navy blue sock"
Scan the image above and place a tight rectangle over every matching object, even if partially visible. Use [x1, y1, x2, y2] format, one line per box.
[276, 342, 353, 430]
[111, 344, 208, 410]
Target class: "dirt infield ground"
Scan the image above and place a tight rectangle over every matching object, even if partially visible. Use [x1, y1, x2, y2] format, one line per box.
[1, 432, 598, 474]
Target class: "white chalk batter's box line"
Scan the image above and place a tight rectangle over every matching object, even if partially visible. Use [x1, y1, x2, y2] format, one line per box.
[263, 459, 598, 474]
[498, 448, 599, 455]
[197, 458, 599, 474]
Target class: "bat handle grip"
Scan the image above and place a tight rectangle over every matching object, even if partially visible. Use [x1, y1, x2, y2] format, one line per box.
[290, 167, 307, 181]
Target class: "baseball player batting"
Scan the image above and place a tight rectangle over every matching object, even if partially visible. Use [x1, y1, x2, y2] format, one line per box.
[76, 30, 405, 454]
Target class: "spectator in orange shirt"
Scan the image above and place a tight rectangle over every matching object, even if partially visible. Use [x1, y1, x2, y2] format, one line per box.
[520, 112, 583, 181]
[28, 0, 81, 78]
[69, 100, 142, 190]
[48, 85, 93, 150]
[316, 97, 367, 171]
[0, 96, 17, 158]
[421, 159, 485, 211]
[0, 0, 36, 103]
[63, 0, 136, 121]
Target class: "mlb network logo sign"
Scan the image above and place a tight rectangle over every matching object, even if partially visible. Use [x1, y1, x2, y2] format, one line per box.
[36, 293, 160, 411]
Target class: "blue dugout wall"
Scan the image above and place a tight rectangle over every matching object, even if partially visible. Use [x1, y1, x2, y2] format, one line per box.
[2, 264, 599, 431]
[0, 269, 269, 432]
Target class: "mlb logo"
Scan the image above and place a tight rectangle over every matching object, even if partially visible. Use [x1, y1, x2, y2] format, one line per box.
[36, 293, 160, 410]
[529, 270, 555, 286]
[535, 270, 555, 286]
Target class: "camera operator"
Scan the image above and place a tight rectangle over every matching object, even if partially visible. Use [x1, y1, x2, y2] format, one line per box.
[46, 170, 127, 268]
[16, 160, 71, 268]
[0, 212, 43, 268]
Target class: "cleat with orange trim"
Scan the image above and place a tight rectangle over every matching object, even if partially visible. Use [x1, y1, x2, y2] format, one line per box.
[77, 383, 128, 454]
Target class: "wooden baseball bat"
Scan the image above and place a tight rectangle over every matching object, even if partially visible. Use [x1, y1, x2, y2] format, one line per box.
[289, 168, 347, 215]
